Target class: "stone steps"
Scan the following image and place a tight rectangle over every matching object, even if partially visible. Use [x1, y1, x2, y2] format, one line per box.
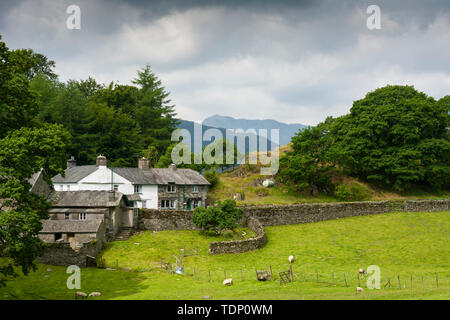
[115, 228, 133, 241]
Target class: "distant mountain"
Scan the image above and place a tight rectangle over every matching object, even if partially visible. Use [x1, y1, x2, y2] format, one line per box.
[177, 119, 277, 155]
[202, 115, 307, 146]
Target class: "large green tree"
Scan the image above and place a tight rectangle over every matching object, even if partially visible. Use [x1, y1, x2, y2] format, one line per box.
[0, 35, 71, 285]
[279, 85, 449, 193]
[330, 85, 449, 190]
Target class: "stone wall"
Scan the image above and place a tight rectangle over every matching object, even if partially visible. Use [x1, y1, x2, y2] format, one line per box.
[139, 199, 449, 231]
[404, 199, 450, 212]
[242, 201, 391, 226]
[139, 209, 198, 231]
[36, 239, 103, 266]
[209, 217, 267, 254]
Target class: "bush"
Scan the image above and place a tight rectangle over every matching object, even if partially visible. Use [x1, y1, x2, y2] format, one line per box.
[192, 199, 243, 234]
[203, 169, 220, 189]
[335, 183, 370, 201]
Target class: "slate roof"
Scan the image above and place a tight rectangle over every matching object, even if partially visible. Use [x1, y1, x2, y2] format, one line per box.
[113, 167, 153, 184]
[49, 208, 108, 214]
[40, 219, 102, 233]
[52, 165, 98, 183]
[51, 164, 209, 186]
[146, 168, 210, 185]
[27, 169, 43, 187]
[50, 191, 123, 207]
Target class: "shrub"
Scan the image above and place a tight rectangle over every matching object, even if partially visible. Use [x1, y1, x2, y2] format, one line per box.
[335, 183, 370, 201]
[192, 199, 243, 234]
[203, 169, 220, 189]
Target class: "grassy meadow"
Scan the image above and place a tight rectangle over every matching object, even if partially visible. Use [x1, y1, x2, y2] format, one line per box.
[0, 211, 449, 300]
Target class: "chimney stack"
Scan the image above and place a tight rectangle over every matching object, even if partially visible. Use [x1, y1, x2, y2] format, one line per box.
[96, 155, 107, 167]
[67, 156, 77, 168]
[169, 163, 177, 171]
[138, 157, 150, 170]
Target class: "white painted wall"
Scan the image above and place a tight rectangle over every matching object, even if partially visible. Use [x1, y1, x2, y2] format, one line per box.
[55, 166, 158, 209]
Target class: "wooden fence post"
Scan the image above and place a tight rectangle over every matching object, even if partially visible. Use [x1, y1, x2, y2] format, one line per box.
[270, 266, 273, 281]
[358, 273, 361, 287]
[209, 270, 211, 282]
[398, 275, 401, 289]
[289, 265, 293, 282]
[344, 273, 348, 287]
[436, 273, 439, 288]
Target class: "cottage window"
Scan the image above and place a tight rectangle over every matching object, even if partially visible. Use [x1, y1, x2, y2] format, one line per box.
[192, 186, 199, 193]
[134, 185, 142, 194]
[161, 199, 175, 209]
[167, 184, 176, 193]
[193, 199, 200, 209]
[79, 213, 87, 220]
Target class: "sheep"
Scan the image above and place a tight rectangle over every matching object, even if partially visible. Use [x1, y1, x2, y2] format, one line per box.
[89, 292, 101, 297]
[359, 268, 366, 275]
[288, 255, 294, 263]
[74, 291, 88, 299]
[223, 278, 233, 286]
[356, 287, 364, 293]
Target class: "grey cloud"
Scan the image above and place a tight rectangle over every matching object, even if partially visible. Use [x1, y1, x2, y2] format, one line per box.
[0, 0, 449, 125]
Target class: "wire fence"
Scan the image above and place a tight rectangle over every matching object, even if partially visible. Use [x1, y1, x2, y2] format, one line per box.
[97, 256, 449, 290]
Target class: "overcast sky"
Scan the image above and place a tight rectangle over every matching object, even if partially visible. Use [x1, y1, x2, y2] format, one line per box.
[1, 0, 449, 125]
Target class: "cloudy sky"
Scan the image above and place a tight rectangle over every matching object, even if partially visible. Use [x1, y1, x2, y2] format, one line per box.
[1, 0, 449, 125]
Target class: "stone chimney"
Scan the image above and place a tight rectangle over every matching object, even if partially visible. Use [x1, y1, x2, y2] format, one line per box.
[67, 156, 77, 168]
[169, 163, 177, 171]
[96, 155, 107, 167]
[138, 157, 150, 170]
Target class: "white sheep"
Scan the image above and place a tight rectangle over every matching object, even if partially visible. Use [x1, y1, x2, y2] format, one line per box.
[74, 291, 87, 299]
[288, 255, 294, 263]
[356, 287, 364, 293]
[89, 292, 101, 297]
[223, 278, 233, 286]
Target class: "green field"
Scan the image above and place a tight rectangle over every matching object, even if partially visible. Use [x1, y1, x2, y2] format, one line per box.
[1, 211, 449, 300]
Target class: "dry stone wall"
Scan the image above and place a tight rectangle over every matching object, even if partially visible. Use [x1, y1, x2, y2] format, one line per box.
[209, 217, 267, 254]
[36, 239, 103, 266]
[139, 209, 198, 231]
[242, 201, 391, 226]
[404, 199, 449, 212]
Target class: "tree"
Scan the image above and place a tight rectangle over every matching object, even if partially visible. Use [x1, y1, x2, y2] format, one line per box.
[132, 65, 179, 154]
[279, 85, 449, 192]
[278, 117, 336, 194]
[0, 124, 71, 286]
[192, 199, 243, 235]
[0, 36, 39, 138]
[330, 85, 449, 190]
[0, 35, 71, 285]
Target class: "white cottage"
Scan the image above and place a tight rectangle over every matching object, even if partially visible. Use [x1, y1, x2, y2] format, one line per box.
[52, 155, 210, 210]
[52, 156, 158, 209]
